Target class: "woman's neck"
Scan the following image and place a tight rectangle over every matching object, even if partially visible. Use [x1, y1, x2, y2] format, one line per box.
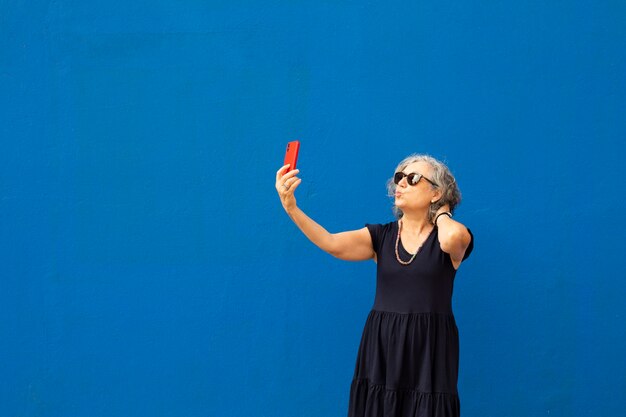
[399, 214, 432, 235]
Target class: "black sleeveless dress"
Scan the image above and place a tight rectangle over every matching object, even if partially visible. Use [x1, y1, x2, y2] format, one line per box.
[347, 220, 474, 417]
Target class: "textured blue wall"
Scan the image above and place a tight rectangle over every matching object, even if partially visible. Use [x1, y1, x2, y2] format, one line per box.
[1, 1, 624, 416]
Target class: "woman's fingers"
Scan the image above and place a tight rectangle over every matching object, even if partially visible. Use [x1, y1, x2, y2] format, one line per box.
[276, 164, 300, 178]
[280, 168, 300, 182]
[289, 178, 302, 191]
[276, 164, 300, 184]
[276, 164, 290, 180]
[276, 164, 298, 178]
[280, 175, 298, 190]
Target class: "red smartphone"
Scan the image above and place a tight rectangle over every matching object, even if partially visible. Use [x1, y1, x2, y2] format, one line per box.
[283, 141, 300, 172]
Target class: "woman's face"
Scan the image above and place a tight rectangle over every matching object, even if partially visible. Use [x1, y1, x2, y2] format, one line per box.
[394, 161, 441, 212]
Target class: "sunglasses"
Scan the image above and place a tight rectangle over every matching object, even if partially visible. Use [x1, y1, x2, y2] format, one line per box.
[393, 171, 438, 187]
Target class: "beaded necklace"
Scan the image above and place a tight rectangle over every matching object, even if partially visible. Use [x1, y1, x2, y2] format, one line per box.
[395, 219, 433, 265]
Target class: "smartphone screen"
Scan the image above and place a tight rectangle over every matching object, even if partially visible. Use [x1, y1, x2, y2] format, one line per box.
[283, 141, 300, 172]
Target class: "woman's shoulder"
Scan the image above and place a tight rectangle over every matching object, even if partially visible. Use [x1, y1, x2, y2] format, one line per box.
[364, 220, 397, 253]
[364, 220, 397, 237]
[364, 219, 397, 229]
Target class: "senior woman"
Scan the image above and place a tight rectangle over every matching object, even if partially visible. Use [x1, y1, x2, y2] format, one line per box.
[275, 153, 474, 417]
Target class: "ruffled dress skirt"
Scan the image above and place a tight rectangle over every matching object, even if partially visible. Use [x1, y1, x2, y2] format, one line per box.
[347, 309, 461, 417]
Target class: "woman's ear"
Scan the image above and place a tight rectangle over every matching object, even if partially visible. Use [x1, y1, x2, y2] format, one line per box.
[431, 190, 443, 203]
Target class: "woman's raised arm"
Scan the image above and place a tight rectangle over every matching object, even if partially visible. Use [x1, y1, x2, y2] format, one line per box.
[275, 164, 375, 261]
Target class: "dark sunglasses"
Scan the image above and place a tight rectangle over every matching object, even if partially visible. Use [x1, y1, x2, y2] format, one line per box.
[394, 171, 438, 187]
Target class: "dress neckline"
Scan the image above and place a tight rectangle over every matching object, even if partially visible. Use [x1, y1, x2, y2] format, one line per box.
[396, 220, 437, 256]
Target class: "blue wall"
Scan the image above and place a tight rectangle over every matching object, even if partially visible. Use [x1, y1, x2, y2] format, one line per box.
[1, 1, 624, 416]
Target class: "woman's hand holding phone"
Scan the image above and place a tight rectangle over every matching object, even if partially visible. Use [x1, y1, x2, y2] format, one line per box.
[276, 141, 302, 212]
[275, 164, 301, 212]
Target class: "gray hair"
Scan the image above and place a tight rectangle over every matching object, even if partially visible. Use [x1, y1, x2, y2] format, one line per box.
[385, 153, 462, 223]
